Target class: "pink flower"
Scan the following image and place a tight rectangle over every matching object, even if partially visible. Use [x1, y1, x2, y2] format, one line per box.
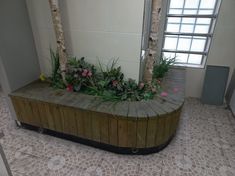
[66, 84, 73, 92]
[173, 87, 179, 93]
[82, 72, 87, 77]
[87, 71, 92, 77]
[139, 82, 145, 89]
[112, 80, 118, 87]
[161, 91, 168, 97]
[83, 69, 88, 74]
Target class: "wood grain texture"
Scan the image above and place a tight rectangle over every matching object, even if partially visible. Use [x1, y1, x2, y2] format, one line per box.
[109, 116, 118, 146]
[117, 118, 128, 147]
[10, 68, 185, 150]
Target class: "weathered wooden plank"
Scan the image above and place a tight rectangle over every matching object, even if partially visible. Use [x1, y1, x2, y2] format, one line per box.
[36, 102, 49, 129]
[171, 109, 180, 135]
[83, 110, 92, 140]
[136, 102, 148, 118]
[29, 100, 42, 127]
[71, 94, 96, 110]
[155, 117, 165, 146]
[163, 114, 171, 143]
[147, 100, 166, 115]
[140, 101, 157, 118]
[23, 98, 41, 126]
[136, 119, 147, 148]
[75, 109, 85, 138]
[60, 106, 77, 136]
[44, 103, 56, 131]
[146, 118, 157, 147]
[153, 100, 172, 113]
[95, 101, 114, 114]
[11, 97, 24, 122]
[87, 98, 104, 112]
[155, 94, 182, 106]
[91, 112, 101, 142]
[109, 115, 118, 146]
[16, 98, 29, 124]
[127, 119, 137, 148]
[128, 102, 138, 118]
[100, 114, 109, 144]
[118, 118, 128, 147]
[114, 101, 129, 117]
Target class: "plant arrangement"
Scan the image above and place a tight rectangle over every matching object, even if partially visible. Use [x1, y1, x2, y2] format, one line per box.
[41, 50, 162, 101]
[153, 57, 176, 79]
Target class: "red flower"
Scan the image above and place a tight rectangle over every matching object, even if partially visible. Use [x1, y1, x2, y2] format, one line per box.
[66, 84, 73, 92]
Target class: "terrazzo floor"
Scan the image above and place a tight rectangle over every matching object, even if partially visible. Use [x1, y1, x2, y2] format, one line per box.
[1, 90, 235, 176]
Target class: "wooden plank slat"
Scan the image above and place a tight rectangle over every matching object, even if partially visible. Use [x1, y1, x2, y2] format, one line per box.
[147, 100, 166, 115]
[17, 98, 30, 124]
[163, 114, 171, 143]
[146, 118, 157, 147]
[36, 102, 49, 129]
[29, 100, 42, 127]
[44, 103, 56, 131]
[75, 109, 85, 138]
[60, 107, 77, 136]
[118, 118, 128, 147]
[136, 119, 147, 148]
[100, 114, 109, 144]
[155, 117, 165, 146]
[11, 97, 24, 122]
[109, 115, 118, 146]
[91, 112, 101, 142]
[127, 119, 137, 148]
[83, 110, 92, 140]
[128, 102, 137, 118]
[9, 68, 186, 153]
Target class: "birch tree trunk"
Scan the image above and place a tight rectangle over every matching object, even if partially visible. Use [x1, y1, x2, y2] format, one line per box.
[48, 0, 68, 84]
[143, 0, 163, 84]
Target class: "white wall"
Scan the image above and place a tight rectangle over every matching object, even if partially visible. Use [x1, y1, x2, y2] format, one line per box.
[0, 0, 40, 120]
[185, 0, 235, 97]
[26, 0, 145, 81]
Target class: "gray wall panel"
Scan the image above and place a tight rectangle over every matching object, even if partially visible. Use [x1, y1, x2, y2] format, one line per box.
[201, 65, 229, 105]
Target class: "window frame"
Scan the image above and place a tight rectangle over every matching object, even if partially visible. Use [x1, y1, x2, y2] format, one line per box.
[161, 0, 222, 68]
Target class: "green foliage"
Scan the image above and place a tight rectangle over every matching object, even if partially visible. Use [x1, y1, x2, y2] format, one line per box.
[153, 57, 176, 79]
[120, 79, 149, 101]
[49, 50, 162, 101]
[66, 57, 96, 91]
[49, 49, 66, 89]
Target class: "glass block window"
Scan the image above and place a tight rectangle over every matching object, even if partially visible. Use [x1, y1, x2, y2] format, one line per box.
[162, 0, 221, 67]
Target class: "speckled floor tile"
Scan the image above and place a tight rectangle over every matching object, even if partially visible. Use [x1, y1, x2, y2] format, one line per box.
[1, 91, 235, 176]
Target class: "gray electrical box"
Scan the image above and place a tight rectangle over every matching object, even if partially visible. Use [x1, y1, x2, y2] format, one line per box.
[201, 65, 229, 105]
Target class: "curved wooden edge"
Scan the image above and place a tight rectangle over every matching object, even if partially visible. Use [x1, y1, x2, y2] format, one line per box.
[9, 68, 185, 118]
[19, 121, 176, 155]
[11, 95, 183, 150]
[9, 68, 185, 154]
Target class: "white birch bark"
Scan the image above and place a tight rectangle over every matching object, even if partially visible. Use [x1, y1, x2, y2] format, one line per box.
[48, 0, 68, 84]
[143, 0, 163, 83]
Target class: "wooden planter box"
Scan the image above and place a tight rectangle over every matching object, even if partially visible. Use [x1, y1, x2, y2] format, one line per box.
[9, 68, 185, 154]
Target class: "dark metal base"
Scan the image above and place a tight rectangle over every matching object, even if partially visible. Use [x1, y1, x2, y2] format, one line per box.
[19, 122, 175, 155]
